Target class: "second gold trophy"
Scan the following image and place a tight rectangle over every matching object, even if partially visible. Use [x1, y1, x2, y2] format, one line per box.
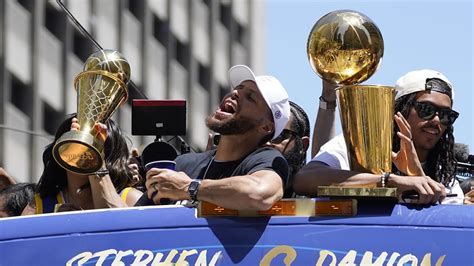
[307, 10, 396, 197]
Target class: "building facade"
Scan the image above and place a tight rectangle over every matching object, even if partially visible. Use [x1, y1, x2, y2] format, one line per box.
[0, 0, 265, 183]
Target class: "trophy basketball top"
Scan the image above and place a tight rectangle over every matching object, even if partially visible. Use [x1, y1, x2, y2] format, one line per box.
[307, 10, 384, 85]
[83, 49, 131, 85]
[74, 49, 131, 104]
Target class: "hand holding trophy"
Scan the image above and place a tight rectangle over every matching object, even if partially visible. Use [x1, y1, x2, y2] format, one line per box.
[307, 10, 396, 196]
[53, 50, 130, 174]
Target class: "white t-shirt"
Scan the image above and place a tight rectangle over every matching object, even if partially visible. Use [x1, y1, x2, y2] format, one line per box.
[312, 134, 464, 205]
[312, 134, 349, 170]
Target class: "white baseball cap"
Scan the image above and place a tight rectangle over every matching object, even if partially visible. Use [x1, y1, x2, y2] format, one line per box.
[395, 69, 454, 101]
[228, 65, 290, 140]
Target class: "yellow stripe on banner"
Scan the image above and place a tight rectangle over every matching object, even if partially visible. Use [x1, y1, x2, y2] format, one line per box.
[315, 199, 357, 216]
[258, 201, 297, 216]
[34, 193, 43, 214]
[198, 199, 357, 217]
[199, 202, 239, 217]
[120, 187, 132, 202]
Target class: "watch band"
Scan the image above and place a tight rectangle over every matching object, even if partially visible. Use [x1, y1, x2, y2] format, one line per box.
[319, 96, 337, 110]
[188, 180, 201, 201]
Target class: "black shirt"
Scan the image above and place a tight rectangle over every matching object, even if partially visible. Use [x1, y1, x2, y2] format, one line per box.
[176, 147, 289, 185]
[135, 147, 289, 206]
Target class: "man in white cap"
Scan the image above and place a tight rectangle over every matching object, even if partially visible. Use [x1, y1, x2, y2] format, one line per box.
[294, 69, 463, 205]
[145, 65, 291, 210]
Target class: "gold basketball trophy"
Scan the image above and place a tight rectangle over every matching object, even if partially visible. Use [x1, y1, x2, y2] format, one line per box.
[307, 10, 397, 198]
[52, 50, 130, 174]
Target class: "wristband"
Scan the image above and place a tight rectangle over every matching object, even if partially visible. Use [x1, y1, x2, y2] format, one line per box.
[91, 169, 109, 180]
[319, 96, 337, 110]
[95, 169, 109, 176]
[380, 172, 391, 187]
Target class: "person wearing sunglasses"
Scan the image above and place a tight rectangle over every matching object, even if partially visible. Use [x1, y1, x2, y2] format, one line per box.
[294, 69, 464, 205]
[268, 101, 311, 198]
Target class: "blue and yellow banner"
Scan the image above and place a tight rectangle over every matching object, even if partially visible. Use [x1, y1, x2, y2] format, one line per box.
[0, 204, 473, 265]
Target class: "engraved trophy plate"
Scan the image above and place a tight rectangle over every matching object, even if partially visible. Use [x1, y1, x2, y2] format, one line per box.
[317, 186, 397, 198]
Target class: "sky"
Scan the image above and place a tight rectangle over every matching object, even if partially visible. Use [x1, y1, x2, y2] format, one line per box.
[265, 0, 474, 158]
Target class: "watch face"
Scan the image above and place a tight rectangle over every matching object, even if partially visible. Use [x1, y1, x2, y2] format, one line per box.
[189, 181, 199, 191]
[188, 180, 201, 201]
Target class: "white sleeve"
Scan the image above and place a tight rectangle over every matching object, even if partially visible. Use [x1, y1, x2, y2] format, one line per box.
[441, 179, 465, 205]
[311, 134, 350, 170]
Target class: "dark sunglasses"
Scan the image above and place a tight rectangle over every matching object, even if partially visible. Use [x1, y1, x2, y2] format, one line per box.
[413, 101, 459, 126]
[271, 129, 298, 144]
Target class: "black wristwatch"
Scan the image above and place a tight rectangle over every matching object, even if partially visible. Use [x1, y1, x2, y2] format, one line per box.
[188, 180, 201, 201]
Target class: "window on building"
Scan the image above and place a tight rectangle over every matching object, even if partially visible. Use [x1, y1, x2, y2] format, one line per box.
[219, 85, 230, 101]
[203, 0, 212, 8]
[73, 29, 93, 62]
[175, 39, 189, 69]
[198, 63, 210, 90]
[126, 0, 143, 19]
[153, 15, 169, 46]
[42, 101, 62, 135]
[10, 74, 33, 116]
[45, 2, 64, 40]
[219, 2, 231, 29]
[234, 21, 246, 45]
[16, 0, 32, 11]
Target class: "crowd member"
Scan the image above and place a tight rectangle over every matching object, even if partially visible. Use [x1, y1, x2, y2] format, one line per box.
[0, 183, 35, 218]
[203, 101, 309, 198]
[453, 143, 474, 204]
[128, 148, 146, 191]
[460, 179, 474, 194]
[27, 116, 142, 214]
[271, 80, 342, 197]
[464, 191, 474, 205]
[203, 101, 310, 198]
[278, 80, 342, 197]
[0, 167, 16, 190]
[268, 101, 310, 198]
[461, 179, 474, 204]
[204, 101, 325, 198]
[144, 65, 290, 210]
[295, 69, 463, 205]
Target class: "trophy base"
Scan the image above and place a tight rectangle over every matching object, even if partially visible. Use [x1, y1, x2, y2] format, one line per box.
[52, 131, 105, 174]
[317, 186, 397, 199]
